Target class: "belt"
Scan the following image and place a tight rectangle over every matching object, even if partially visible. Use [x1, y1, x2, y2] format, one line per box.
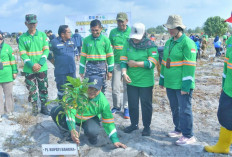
[88, 61, 106, 64]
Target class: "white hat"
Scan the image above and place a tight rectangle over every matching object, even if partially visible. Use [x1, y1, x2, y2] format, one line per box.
[163, 15, 186, 30]
[130, 23, 145, 40]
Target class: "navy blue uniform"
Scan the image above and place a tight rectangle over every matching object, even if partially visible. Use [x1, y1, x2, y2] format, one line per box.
[50, 37, 78, 99]
[72, 33, 82, 56]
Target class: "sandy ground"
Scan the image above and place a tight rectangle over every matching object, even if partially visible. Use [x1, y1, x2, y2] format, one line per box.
[0, 38, 231, 157]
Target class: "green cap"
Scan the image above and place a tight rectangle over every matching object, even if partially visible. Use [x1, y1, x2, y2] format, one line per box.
[116, 12, 128, 21]
[25, 14, 38, 24]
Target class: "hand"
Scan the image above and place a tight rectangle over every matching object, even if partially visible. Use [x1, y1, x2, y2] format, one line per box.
[32, 63, 41, 72]
[123, 74, 131, 84]
[114, 142, 127, 149]
[13, 74, 17, 79]
[181, 91, 188, 95]
[80, 73, 84, 79]
[159, 85, 164, 89]
[107, 72, 112, 80]
[128, 60, 137, 67]
[71, 130, 80, 144]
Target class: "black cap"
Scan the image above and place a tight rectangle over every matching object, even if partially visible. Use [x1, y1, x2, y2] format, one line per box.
[88, 76, 103, 91]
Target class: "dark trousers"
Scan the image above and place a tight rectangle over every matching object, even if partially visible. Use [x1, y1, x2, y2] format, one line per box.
[50, 105, 100, 139]
[85, 61, 107, 94]
[55, 73, 76, 100]
[215, 47, 221, 56]
[127, 85, 153, 128]
[218, 91, 232, 130]
[166, 88, 194, 138]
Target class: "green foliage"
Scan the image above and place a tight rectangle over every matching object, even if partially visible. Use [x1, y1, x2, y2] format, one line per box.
[228, 25, 232, 33]
[155, 25, 166, 34]
[147, 27, 156, 34]
[203, 16, 228, 37]
[147, 25, 166, 34]
[195, 27, 203, 34]
[46, 77, 95, 127]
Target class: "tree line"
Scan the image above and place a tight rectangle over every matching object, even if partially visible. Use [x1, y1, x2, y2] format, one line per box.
[147, 16, 232, 37]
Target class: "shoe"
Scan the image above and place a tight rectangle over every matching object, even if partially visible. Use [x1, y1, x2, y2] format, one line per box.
[175, 136, 196, 145]
[111, 107, 120, 114]
[142, 127, 151, 136]
[7, 112, 15, 119]
[204, 127, 232, 154]
[0, 115, 2, 122]
[124, 125, 139, 133]
[41, 103, 50, 115]
[123, 108, 130, 119]
[88, 136, 98, 145]
[168, 131, 182, 138]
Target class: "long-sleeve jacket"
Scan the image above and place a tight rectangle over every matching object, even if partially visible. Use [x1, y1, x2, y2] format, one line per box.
[0, 42, 18, 83]
[120, 40, 159, 87]
[109, 26, 131, 64]
[50, 37, 78, 76]
[66, 92, 119, 143]
[18, 30, 49, 73]
[79, 34, 114, 74]
[222, 36, 232, 97]
[159, 34, 197, 92]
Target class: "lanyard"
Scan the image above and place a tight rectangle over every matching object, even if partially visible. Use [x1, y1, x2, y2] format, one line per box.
[168, 40, 176, 57]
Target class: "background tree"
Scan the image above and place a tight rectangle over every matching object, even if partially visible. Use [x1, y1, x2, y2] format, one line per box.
[147, 27, 156, 34]
[228, 25, 232, 33]
[155, 25, 166, 34]
[203, 16, 228, 37]
[195, 27, 203, 34]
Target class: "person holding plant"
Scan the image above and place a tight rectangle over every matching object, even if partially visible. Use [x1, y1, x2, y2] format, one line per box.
[50, 75, 127, 148]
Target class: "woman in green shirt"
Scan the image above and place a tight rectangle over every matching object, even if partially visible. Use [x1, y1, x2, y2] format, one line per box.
[0, 31, 18, 122]
[159, 15, 197, 145]
[120, 23, 159, 136]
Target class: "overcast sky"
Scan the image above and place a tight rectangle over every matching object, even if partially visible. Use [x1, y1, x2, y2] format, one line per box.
[0, 0, 232, 33]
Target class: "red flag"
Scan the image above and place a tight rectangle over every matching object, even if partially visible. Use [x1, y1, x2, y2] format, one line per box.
[225, 11, 232, 23]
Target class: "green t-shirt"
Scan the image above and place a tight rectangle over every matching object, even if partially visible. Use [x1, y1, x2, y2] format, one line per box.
[18, 30, 49, 73]
[109, 26, 131, 64]
[66, 92, 119, 143]
[0, 43, 18, 83]
[159, 34, 197, 92]
[79, 34, 114, 74]
[120, 40, 159, 87]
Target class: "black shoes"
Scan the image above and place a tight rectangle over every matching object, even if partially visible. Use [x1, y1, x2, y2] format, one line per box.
[88, 136, 98, 145]
[41, 104, 50, 115]
[124, 125, 139, 133]
[142, 127, 151, 136]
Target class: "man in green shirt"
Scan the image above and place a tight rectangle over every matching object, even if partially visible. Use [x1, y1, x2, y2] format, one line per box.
[79, 19, 114, 94]
[51, 76, 126, 148]
[109, 12, 131, 118]
[18, 14, 50, 116]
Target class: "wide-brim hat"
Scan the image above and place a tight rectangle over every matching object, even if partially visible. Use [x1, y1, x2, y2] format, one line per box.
[130, 23, 145, 40]
[163, 15, 186, 30]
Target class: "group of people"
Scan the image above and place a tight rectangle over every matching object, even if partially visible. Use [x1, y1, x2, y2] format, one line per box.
[189, 33, 208, 59]
[0, 12, 232, 154]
